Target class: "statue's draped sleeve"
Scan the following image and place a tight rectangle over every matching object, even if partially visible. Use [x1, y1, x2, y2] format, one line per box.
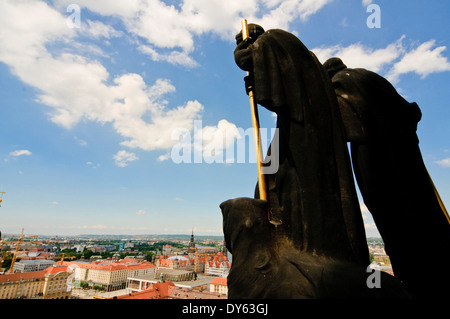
[237, 29, 371, 266]
[248, 29, 310, 122]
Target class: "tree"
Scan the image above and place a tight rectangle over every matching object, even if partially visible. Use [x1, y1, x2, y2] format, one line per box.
[80, 282, 89, 289]
[82, 250, 94, 260]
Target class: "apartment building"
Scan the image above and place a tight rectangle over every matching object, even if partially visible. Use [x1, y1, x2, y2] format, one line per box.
[0, 271, 45, 299]
[0, 265, 72, 299]
[209, 277, 228, 296]
[12, 260, 55, 273]
[66, 262, 128, 291]
[62, 260, 156, 292]
[42, 266, 73, 299]
[126, 262, 157, 278]
[205, 252, 230, 277]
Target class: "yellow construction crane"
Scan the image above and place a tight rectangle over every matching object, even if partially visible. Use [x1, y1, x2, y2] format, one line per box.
[194, 247, 210, 275]
[7, 228, 38, 274]
[52, 253, 76, 263]
[0, 192, 5, 206]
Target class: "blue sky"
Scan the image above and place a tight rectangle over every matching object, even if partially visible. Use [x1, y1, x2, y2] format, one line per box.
[0, 0, 449, 237]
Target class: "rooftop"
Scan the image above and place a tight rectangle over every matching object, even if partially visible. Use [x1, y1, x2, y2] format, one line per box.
[15, 259, 54, 264]
[210, 277, 227, 286]
[44, 265, 70, 275]
[113, 280, 177, 299]
[0, 270, 46, 283]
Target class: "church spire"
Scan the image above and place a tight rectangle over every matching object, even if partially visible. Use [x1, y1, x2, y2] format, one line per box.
[188, 229, 196, 257]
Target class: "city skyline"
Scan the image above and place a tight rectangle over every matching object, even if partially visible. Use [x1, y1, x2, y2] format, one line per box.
[1, 1, 449, 237]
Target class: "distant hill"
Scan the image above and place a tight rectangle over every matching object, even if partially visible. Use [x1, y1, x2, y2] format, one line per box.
[34, 233, 225, 241]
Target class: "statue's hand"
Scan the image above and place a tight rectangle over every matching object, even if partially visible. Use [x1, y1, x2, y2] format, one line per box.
[234, 38, 253, 71]
[220, 197, 269, 254]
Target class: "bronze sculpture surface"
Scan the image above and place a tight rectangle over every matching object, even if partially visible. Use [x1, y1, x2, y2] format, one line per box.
[324, 57, 450, 299]
[221, 24, 448, 299]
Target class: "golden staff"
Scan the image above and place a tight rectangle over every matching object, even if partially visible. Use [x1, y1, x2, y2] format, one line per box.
[427, 170, 450, 224]
[241, 19, 268, 202]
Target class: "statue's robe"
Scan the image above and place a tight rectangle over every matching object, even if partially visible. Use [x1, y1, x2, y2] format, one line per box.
[234, 29, 369, 266]
[330, 66, 450, 298]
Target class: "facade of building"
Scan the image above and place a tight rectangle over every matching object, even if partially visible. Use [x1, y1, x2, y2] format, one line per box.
[126, 262, 157, 278]
[12, 259, 55, 273]
[155, 268, 196, 282]
[156, 255, 197, 271]
[0, 266, 72, 299]
[0, 271, 46, 299]
[116, 280, 177, 299]
[156, 251, 230, 276]
[205, 252, 230, 277]
[209, 277, 228, 296]
[162, 244, 173, 257]
[61, 260, 156, 292]
[127, 269, 196, 293]
[42, 266, 73, 299]
[66, 261, 128, 291]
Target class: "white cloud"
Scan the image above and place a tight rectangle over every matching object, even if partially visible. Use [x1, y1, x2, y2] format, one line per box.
[136, 209, 146, 215]
[166, 118, 245, 163]
[360, 202, 370, 214]
[364, 221, 380, 237]
[53, 0, 142, 18]
[158, 153, 171, 162]
[138, 45, 199, 68]
[386, 40, 450, 83]
[197, 119, 242, 163]
[255, 0, 334, 29]
[6, 150, 32, 162]
[80, 224, 110, 230]
[6, 0, 407, 167]
[84, 20, 123, 39]
[114, 150, 139, 167]
[9, 150, 32, 157]
[362, 0, 373, 6]
[436, 158, 450, 168]
[55, 0, 334, 63]
[0, 0, 207, 158]
[86, 161, 100, 169]
[313, 36, 405, 73]
[361, 204, 381, 237]
[314, 35, 450, 83]
[74, 136, 87, 146]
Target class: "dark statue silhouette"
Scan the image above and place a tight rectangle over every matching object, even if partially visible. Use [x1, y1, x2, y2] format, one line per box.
[324, 57, 450, 299]
[220, 24, 449, 299]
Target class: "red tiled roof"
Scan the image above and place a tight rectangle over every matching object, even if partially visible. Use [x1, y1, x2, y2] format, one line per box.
[119, 258, 140, 263]
[208, 261, 231, 268]
[126, 263, 156, 270]
[210, 278, 227, 286]
[114, 281, 176, 299]
[114, 289, 159, 299]
[0, 271, 46, 283]
[44, 266, 70, 275]
[59, 260, 156, 272]
[61, 261, 127, 271]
